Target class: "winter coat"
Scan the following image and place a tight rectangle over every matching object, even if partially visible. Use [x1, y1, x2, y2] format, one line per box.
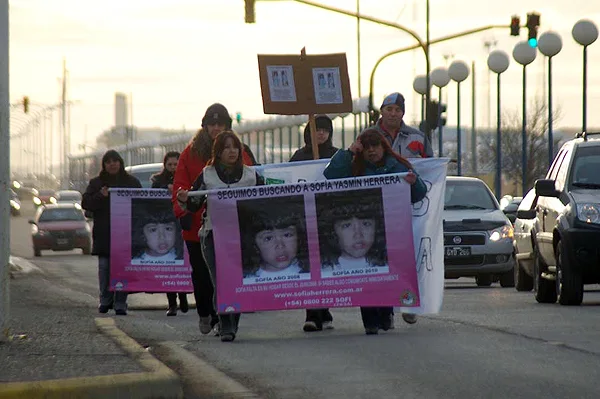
[323, 149, 427, 203]
[289, 125, 338, 162]
[366, 119, 434, 159]
[151, 170, 174, 189]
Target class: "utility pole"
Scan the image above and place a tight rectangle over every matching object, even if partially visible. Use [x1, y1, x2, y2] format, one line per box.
[483, 39, 497, 130]
[60, 58, 68, 188]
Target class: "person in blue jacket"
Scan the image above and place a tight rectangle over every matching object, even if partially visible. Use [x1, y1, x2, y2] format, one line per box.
[323, 128, 427, 335]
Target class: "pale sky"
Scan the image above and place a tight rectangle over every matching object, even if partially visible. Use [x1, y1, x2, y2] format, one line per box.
[9, 0, 600, 155]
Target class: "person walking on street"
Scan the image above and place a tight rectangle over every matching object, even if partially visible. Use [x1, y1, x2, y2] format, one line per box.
[289, 115, 338, 332]
[82, 150, 142, 316]
[151, 151, 189, 316]
[176, 131, 264, 342]
[172, 103, 257, 335]
[323, 129, 427, 334]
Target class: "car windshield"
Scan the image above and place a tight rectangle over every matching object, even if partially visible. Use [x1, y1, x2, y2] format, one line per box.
[130, 171, 156, 188]
[444, 180, 498, 210]
[38, 190, 55, 196]
[570, 145, 600, 189]
[57, 193, 81, 201]
[38, 208, 85, 222]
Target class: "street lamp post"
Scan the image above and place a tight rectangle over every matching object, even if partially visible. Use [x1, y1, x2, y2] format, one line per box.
[412, 75, 428, 123]
[513, 41, 537, 195]
[487, 50, 510, 198]
[572, 19, 599, 133]
[448, 60, 470, 176]
[431, 67, 450, 157]
[538, 31, 562, 168]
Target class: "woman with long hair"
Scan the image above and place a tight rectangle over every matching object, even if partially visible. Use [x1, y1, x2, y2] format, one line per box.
[323, 129, 427, 335]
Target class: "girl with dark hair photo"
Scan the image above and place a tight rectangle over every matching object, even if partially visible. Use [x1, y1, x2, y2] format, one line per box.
[238, 196, 310, 284]
[176, 130, 263, 342]
[323, 129, 427, 335]
[317, 189, 388, 277]
[131, 199, 184, 264]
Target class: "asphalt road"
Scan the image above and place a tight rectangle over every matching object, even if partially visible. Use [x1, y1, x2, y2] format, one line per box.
[10, 206, 600, 398]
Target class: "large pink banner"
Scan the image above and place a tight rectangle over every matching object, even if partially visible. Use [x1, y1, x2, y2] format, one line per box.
[109, 188, 193, 292]
[210, 174, 420, 313]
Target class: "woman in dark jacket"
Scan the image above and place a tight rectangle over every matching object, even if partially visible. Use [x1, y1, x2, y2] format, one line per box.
[82, 150, 142, 315]
[289, 115, 339, 332]
[151, 151, 189, 317]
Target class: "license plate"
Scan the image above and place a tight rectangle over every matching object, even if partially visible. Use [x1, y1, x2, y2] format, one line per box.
[445, 246, 471, 258]
[56, 238, 69, 245]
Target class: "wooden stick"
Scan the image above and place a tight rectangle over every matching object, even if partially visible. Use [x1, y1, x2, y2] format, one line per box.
[308, 114, 319, 160]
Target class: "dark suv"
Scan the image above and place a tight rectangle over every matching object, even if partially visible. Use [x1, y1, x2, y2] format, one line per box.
[520, 132, 600, 305]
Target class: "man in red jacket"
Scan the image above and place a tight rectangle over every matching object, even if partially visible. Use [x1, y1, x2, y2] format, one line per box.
[172, 103, 257, 334]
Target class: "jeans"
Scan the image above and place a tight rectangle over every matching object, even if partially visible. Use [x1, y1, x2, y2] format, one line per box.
[360, 306, 393, 329]
[185, 241, 218, 321]
[201, 231, 240, 335]
[166, 292, 187, 307]
[98, 256, 128, 311]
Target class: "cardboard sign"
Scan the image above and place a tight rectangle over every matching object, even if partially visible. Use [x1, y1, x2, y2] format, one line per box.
[257, 51, 353, 115]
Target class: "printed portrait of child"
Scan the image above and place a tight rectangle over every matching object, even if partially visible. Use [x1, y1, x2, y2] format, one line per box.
[131, 198, 184, 265]
[316, 188, 389, 277]
[237, 195, 310, 285]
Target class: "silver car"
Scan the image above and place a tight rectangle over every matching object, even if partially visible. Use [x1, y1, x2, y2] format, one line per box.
[512, 189, 537, 291]
[444, 177, 516, 287]
[125, 163, 163, 188]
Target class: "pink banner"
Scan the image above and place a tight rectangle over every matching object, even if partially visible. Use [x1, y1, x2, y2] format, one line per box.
[110, 188, 193, 292]
[210, 175, 420, 313]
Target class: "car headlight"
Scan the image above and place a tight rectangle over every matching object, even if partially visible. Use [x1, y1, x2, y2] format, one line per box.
[489, 224, 514, 241]
[576, 203, 600, 224]
[10, 200, 20, 210]
[49, 197, 57, 204]
[33, 197, 41, 205]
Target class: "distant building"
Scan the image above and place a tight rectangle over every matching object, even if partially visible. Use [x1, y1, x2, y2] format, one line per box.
[114, 92, 128, 135]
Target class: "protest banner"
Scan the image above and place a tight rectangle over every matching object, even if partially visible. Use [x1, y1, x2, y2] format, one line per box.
[253, 157, 448, 314]
[109, 188, 193, 293]
[209, 174, 420, 313]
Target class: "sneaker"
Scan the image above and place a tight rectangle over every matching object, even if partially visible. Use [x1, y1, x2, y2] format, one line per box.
[303, 321, 321, 332]
[220, 332, 236, 342]
[212, 322, 220, 336]
[166, 306, 177, 316]
[402, 313, 418, 324]
[199, 316, 212, 334]
[322, 321, 334, 330]
[364, 327, 379, 335]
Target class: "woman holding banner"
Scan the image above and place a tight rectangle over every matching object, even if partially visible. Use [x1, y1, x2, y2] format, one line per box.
[151, 151, 189, 317]
[323, 129, 427, 335]
[172, 103, 257, 336]
[176, 131, 264, 342]
[289, 115, 338, 332]
[82, 150, 142, 316]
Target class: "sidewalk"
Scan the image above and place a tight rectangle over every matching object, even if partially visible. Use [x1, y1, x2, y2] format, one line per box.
[0, 259, 182, 398]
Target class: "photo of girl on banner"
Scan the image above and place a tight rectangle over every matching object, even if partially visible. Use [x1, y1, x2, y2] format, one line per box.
[131, 198, 184, 265]
[238, 195, 310, 284]
[317, 188, 389, 277]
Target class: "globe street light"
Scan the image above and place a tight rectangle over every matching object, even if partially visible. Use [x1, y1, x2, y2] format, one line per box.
[448, 60, 470, 176]
[487, 50, 510, 198]
[538, 31, 563, 168]
[431, 67, 450, 157]
[513, 41, 537, 195]
[413, 75, 428, 125]
[572, 19, 599, 133]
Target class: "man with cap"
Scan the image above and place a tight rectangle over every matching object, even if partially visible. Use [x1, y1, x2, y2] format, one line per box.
[172, 103, 257, 335]
[370, 92, 433, 159]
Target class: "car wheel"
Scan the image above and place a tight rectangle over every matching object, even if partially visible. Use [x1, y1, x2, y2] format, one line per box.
[515, 257, 534, 291]
[499, 269, 515, 287]
[82, 245, 91, 255]
[33, 247, 41, 257]
[533, 249, 556, 303]
[555, 240, 584, 306]
[475, 275, 492, 287]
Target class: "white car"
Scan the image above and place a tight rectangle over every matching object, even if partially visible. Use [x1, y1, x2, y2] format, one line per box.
[443, 177, 516, 287]
[512, 189, 537, 291]
[125, 163, 163, 188]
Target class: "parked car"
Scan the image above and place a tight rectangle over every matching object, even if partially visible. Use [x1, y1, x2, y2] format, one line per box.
[33, 189, 57, 207]
[125, 163, 163, 188]
[512, 189, 537, 291]
[443, 176, 516, 287]
[521, 131, 600, 305]
[29, 203, 92, 257]
[10, 189, 21, 216]
[54, 190, 82, 205]
[500, 195, 523, 224]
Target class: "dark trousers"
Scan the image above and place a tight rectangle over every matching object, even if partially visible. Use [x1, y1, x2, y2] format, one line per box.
[305, 309, 333, 327]
[185, 241, 217, 320]
[98, 256, 128, 311]
[360, 306, 393, 329]
[166, 292, 187, 307]
[201, 231, 240, 335]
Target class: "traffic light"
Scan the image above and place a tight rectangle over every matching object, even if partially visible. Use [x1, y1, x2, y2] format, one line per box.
[236, 112, 242, 124]
[23, 96, 29, 113]
[426, 100, 447, 130]
[526, 12, 540, 48]
[510, 15, 520, 36]
[439, 102, 447, 127]
[244, 0, 255, 24]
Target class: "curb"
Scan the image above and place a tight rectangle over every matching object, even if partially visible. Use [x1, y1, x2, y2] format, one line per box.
[0, 318, 183, 399]
[8, 256, 42, 277]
